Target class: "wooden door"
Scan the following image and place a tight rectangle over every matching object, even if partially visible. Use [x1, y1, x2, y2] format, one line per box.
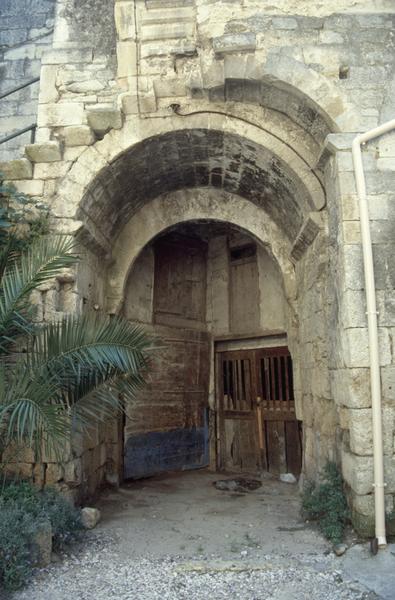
[217, 347, 302, 476]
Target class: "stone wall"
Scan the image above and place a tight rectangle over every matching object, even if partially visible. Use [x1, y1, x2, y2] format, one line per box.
[326, 131, 395, 536]
[0, 0, 394, 534]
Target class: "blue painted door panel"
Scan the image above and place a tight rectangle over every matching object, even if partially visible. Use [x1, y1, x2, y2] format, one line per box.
[124, 409, 209, 479]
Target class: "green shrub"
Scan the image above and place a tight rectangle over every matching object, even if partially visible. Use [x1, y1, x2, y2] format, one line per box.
[0, 479, 83, 591]
[0, 504, 38, 591]
[302, 462, 350, 545]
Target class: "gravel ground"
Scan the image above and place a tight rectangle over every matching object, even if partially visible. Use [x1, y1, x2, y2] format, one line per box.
[8, 471, 384, 600]
[10, 532, 378, 600]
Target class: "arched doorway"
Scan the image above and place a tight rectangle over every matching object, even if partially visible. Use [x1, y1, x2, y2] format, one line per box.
[120, 217, 301, 480]
[69, 115, 332, 491]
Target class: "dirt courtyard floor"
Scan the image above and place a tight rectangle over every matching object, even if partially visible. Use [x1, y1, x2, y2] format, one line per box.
[11, 469, 395, 600]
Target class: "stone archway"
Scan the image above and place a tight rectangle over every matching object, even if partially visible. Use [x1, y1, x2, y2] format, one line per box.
[63, 107, 334, 487]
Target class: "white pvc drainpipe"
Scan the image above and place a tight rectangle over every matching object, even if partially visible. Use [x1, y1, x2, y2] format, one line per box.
[351, 118, 395, 548]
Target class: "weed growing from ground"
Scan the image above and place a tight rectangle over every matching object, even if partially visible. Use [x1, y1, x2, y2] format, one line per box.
[302, 462, 350, 545]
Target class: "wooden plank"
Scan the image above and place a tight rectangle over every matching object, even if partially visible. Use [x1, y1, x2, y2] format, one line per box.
[266, 420, 286, 474]
[270, 357, 276, 409]
[285, 421, 302, 476]
[261, 410, 296, 421]
[238, 419, 260, 471]
[237, 359, 244, 408]
[243, 359, 252, 409]
[232, 359, 239, 410]
[229, 258, 260, 334]
[225, 359, 231, 410]
[277, 355, 283, 406]
[223, 410, 256, 419]
[284, 355, 290, 411]
[216, 352, 224, 470]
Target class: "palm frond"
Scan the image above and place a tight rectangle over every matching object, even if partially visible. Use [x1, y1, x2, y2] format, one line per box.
[0, 363, 70, 460]
[31, 313, 152, 385]
[0, 236, 78, 350]
[0, 314, 152, 449]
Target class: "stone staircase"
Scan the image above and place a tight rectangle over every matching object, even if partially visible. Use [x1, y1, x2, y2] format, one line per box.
[0, 0, 55, 162]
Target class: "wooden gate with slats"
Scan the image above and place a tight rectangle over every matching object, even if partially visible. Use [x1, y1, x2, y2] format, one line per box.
[217, 347, 302, 475]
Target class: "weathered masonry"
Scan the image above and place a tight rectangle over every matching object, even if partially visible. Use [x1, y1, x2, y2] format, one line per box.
[1, 0, 395, 538]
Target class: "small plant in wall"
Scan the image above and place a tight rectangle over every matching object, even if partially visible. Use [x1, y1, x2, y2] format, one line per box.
[302, 462, 350, 545]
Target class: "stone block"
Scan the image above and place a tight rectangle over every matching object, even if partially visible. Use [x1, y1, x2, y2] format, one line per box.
[340, 194, 358, 221]
[141, 39, 196, 59]
[81, 507, 101, 529]
[139, 93, 157, 113]
[114, 1, 136, 40]
[33, 463, 46, 488]
[45, 462, 64, 485]
[332, 368, 371, 408]
[373, 244, 395, 290]
[39, 65, 59, 103]
[338, 172, 357, 197]
[341, 289, 366, 328]
[382, 366, 395, 403]
[121, 93, 139, 114]
[34, 161, 71, 179]
[87, 107, 122, 135]
[384, 455, 395, 493]
[4, 44, 36, 60]
[64, 458, 82, 487]
[153, 78, 187, 98]
[335, 151, 353, 172]
[145, 0, 194, 6]
[0, 158, 33, 180]
[31, 521, 52, 568]
[25, 141, 62, 163]
[141, 22, 195, 41]
[116, 41, 137, 78]
[371, 220, 395, 244]
[352, 492, 393, 517]
[63, 146, 85, 162]
[319, 30, 344, 44]
[60, 125, 95, 147]
[66, 80, 105, 93]
[5, 462, 33, 479]
[341, 449, 373, 495]
[202, 60, 224, 89]
[141, 7, 193, 25]
[378, 133, 395, 159]
[37, 102, 85, 127]
[272, 17, 298, 30]
[2, 444, 35, 464]
[35, 127, 52, 143]
[348, 407, 394, 456]
[42, 48, 93, 65]
[351, 509, 375, 538]
[368, 194, 391, 221]
[213, 32, 256, 55]
[344, 328, 391, 369]
[377, 158, 395, 171]
[5, 179, 44, 196]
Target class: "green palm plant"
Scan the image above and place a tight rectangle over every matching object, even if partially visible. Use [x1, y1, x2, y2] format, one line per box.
[0, 230, 151, 461]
